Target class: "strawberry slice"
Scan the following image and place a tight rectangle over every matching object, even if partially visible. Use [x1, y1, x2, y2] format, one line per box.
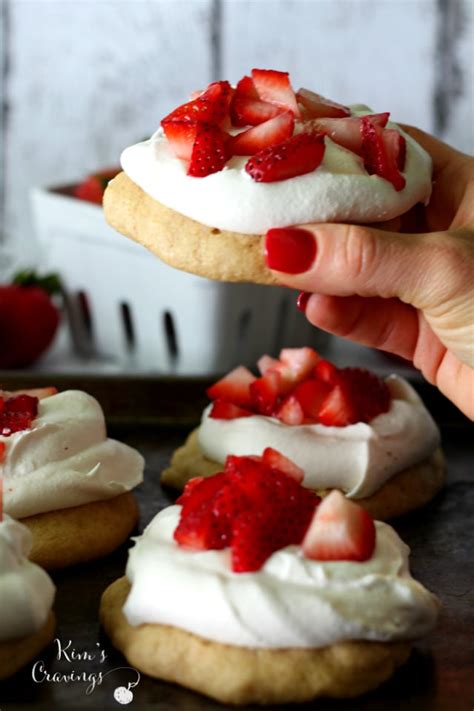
[303, 113, 389, 155]
[0, 394, 39, 437]
[293, 379, 332, 420]
[276, 395, 304, 425]
[162, 121, 198, 161]
[2, 386, 58, 400]
[230, 95, 283, 127]
[318, 368, 391, 426]
[279, 347, 320, 382]
[262, 447, 304, 483]
[257, 354, 280, 375]
[251, 69, 301, 117]
[360, 117, 406, 191]
[382, 128, 406, 171]
[209, 400, 253, 420]
[162, 80, 233, 126]
[207, 366, 256, 407]
[249, 370, 282, 415]
[296, 88, 350, 119]
[235, 75, 259, 99]
[245, 131, 325, 182]
[317, 385, 357, 427]
[187, 124, 230, 177]
[302, 490, 376, 562]
[229, 111, 294, 156]
[313, 359, 338, 384]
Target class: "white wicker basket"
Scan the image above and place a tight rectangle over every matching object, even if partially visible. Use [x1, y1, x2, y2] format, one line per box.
[30, 185, 328, 375]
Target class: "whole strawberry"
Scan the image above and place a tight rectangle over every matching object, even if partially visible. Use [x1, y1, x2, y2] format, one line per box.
[0, 271, 61, 368]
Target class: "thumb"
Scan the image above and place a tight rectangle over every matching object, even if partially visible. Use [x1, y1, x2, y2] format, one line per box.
[264, 224, 442, 307]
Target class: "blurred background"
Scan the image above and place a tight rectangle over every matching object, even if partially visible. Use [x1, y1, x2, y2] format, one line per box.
[0, 0, 472, 381]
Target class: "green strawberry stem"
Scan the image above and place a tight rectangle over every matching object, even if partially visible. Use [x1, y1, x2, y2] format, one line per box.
[13, 270, 63, 296]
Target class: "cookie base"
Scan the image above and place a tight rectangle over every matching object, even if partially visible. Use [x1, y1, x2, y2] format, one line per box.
[20, 492, 139, 570]
[0, 611, 55, 681]
[161, 429, 445, 520]
[100, 577, 411, 705]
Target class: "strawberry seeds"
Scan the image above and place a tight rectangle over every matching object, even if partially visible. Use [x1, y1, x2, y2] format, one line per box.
[0, 394, 39, 437]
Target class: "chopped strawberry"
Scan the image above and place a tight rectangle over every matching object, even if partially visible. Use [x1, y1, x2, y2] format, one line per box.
[382, 129, 406, 171]
[245, 131, 325, 182]
[317, 385, 357, 427]
[207, 366, 256, 407]
[313, 359, 338, 384]
[230, 95, 283, 127]
[235, 75, 259, 99]
[2, 386, 57, 400]
[293, 379, 332, 420]
[209, 400, 253, 420]
[162, 80, 233, 126]
[279, 347, 320, 382]
[229, 111, 294, 156]
[302, 490, 376, 562]
[177, 473, 226, 512]
[360, 117, 405, 191]
[303, 113, 389, 155]
[0, 441, 5, 462]
[162, 121, 199, 161]
[318, 368, 390, 426]
[296, 88, 350, 119]
[187, 124, 230, 177]
[262, 447, 304, 483]
[276, 395, 304, 425]
[257, 354, 280, 375]
[74, 176, 104, 204]
[249, 370, 282, 415]
[0, 394, 39, 437]
[251, 69, 301, 117]
[173, 507, 230, 550]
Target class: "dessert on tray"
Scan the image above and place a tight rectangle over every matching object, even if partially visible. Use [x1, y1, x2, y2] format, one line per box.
[104, 68, 432, 284]
[1, 387, 144, 569]
[0, 509, 56, 680]
[101, 455, 439, 705]
[162, 347, 444, 520]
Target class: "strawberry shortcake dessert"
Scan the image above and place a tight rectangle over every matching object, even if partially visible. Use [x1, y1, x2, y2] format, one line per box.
[162, 348, 444, 520]
[104, 68, 432, 284]
[0, 387, 144, 569]
[101, 453, 439, 704]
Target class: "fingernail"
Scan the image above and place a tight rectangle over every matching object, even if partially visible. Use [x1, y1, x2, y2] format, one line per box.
[296, 291, 311, 312]
[265, 228, 317, 274]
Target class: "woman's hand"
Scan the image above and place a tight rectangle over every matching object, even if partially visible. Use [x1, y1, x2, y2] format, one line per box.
[264, 128, 474, 419]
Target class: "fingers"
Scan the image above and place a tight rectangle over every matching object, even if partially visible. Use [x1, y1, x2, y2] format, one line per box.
[399, 124, 468, 174]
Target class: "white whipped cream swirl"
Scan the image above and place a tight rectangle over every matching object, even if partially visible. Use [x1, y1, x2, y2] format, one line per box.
[0, 516, 55, 641]
[1, 391, 144, 519]
[123, 506, 439, 648]
[198, 376, 440, 498]
[120, 106, 432, 233]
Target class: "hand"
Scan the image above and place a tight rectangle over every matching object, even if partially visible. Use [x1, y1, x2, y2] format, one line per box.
[264, 128, 474, 419]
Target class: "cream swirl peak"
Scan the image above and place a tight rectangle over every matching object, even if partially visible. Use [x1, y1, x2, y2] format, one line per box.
[123, 506, 440, 649]
[1, 390, 144, 519]
[0, 516, 55, 641]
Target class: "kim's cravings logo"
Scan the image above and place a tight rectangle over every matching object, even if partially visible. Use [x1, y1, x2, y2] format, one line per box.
[32, 638, 140, 703]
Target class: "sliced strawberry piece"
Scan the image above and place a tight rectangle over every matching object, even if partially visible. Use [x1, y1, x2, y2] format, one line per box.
[0, 394, 39, 436]
[162, 121, 199, 161]
[317, 384, 357, 427]
[279, 347, 320, 382]
[262, 447, 304, 483]
[303, 490, 376, 562]
[235, 75, 259, 99]
[174, 507, 230, 550]
[313, 359, 338, 384]
[209, 400, 253, 420]
[0, 441, 5, 462]
[229, 111, 294, 156]
[296, 88, 350, 119]
[276, 395, 304, 425]
[303, 113, 389, 155]
[245, 131, 325, 183]
[382, 128, 406, 171]
[207, 366, 256, 406]
[187, 124, 229, 177]
[162, 80, 233, 126]
[257, 354, 280, 375]
[177, 473, 226, 512]
[5, 386, 57, 400]
[251, 69, 300, 117]
[293, 379, 332, 420]
[230, 95, 283, 127]
[74, 176, 104, 204]
[318, 368, 390, 426]
[231, 511, 278, 572]
[360, 117, 406, 191]
[249, 370, 282, 416]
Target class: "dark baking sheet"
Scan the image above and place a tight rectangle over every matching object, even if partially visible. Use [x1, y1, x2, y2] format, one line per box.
[0, 385, 473, 711]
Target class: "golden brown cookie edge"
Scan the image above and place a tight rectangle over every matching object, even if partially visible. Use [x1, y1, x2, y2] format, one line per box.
[0, 611, 56, 681]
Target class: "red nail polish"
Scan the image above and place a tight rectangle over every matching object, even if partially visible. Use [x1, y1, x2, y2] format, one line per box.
[296, 291, 311, 312]
[265, 228, 316, 274]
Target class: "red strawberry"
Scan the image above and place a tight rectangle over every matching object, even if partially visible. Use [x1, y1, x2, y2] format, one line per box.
[177, 473, 226, 512]
[318, 368, 391, 426]
[317, 385, 357, 427]
[249, 370, 282, 415]
[296, 88, 350, 119]
[303, 113, 389, 155]
[162, 80, 233, 126]
[313, 359, 338, 384]
[276, 395, 304, 425]
[360, 117, 405, 191]
[262, 447, 304, 483]
[302, 490, 376, 562]
[279, 347, 320, 382]
[187, 124, 230, 177]
[207, 366, 256, 407]
[2, 386, 57, 400]
[257, 354, 280, 375]
[0, 272, 61, 368]
[209, 400, 253, 420]
[229, 111, 294, 156]
[0, 394, 39, 437]
[162, 121, 199, 161]
[382, 128, 406, 171]
[230, 95, 283, 127]
[245, 131, 325, 182]
[235, 75, 259, 99]
[293, 379, 332, 420]
[74, 168, 120, 204]
[251, 69, 301, 117]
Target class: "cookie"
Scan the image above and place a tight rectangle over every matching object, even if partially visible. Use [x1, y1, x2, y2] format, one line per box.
[100, 576, 411, 705]
[0, 612, 55, 681]
[21, 492, 139, 570]
[162, 429, 445, 520]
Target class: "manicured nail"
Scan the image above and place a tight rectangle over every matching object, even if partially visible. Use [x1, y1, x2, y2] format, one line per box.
[296, 291, 311, 312]
[265, 228, 316, 274]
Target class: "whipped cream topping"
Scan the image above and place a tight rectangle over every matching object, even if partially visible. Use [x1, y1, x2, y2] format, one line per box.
[0, 516, 55, 642]
[120, 106, 432, 234]
[1, 391, 144, 519]
[198, 376, 440, 498]
[124, 505, 439, 649]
